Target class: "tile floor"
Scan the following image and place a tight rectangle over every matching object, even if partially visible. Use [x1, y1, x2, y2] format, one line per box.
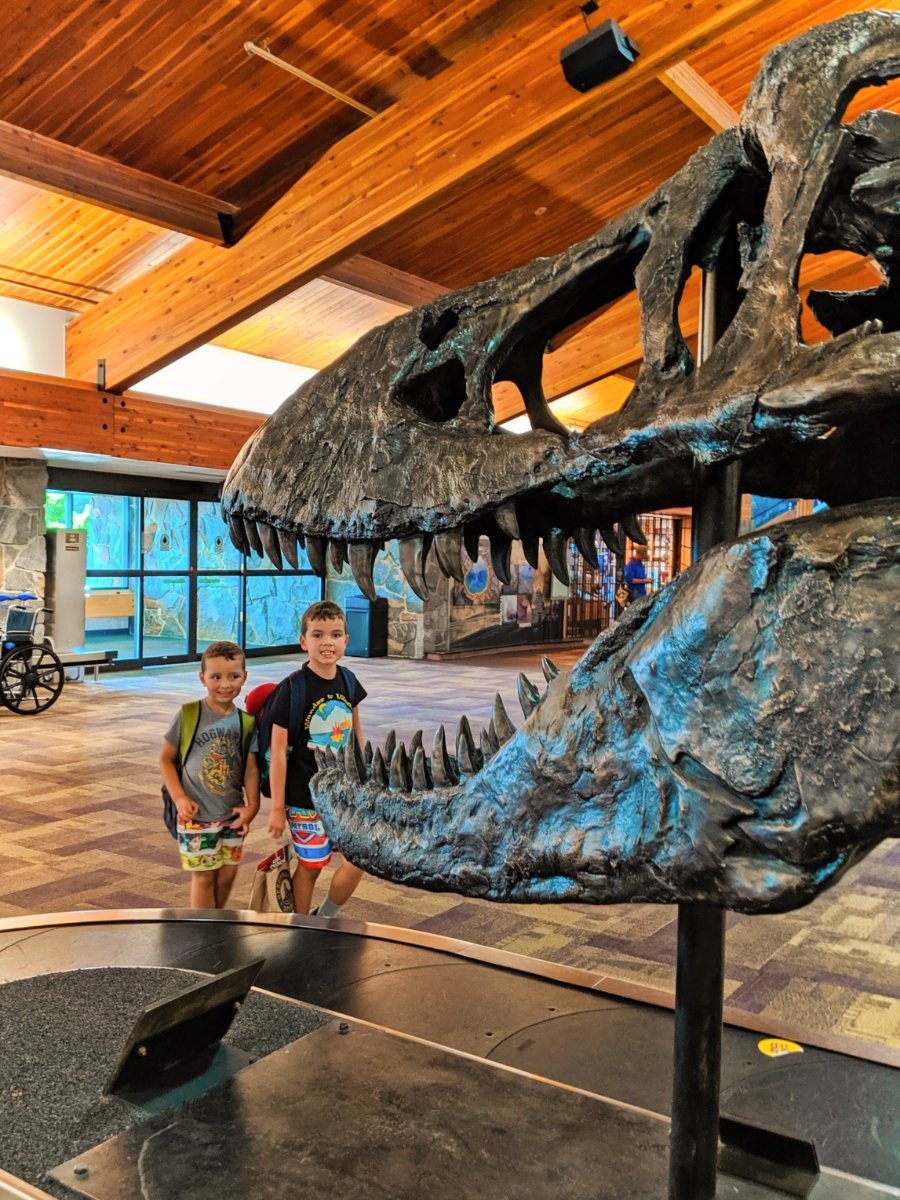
[2, 648, 900, 1050]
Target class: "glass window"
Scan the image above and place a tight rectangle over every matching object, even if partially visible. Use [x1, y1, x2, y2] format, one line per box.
[143, 575, 189, 658]
[84, 577, 140, 661]
[245, 574, 320, 649]
[197, 576, 242, 649]
[73, 493, 140, 571]
[143, 498, 190, 570]
[197, 501, 242, 571]
[44, 491, 69, 530]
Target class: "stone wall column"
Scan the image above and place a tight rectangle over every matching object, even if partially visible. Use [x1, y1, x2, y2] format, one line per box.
[0, 457, 48, 598]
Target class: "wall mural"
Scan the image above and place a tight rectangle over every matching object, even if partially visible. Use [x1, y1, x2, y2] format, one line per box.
[223, 13, 900, 915]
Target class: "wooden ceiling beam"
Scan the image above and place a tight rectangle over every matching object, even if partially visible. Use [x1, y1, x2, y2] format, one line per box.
[321, 255, 447, 308]
[0, 120, 240, 245]
[0, 368, 260, 471]
[65, 0, 785, 392]
[658, 63, 740, 132]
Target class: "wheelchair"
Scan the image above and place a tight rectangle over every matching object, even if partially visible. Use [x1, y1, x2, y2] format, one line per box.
[0, 593, 65, 715]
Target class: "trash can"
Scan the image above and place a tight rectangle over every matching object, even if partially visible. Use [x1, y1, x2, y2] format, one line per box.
[345, 594, 388, 657]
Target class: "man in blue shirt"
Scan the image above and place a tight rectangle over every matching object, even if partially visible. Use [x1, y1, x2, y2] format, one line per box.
[624, 545, 652, 599]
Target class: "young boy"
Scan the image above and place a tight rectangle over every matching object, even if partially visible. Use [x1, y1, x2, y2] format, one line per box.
[267, 600, 367, 916]
[160, 640, 260, 909]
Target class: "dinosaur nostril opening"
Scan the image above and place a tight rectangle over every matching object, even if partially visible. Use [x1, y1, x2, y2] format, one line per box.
[396, 358, 468, 422]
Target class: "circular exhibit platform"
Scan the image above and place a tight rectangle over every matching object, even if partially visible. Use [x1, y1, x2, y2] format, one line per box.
[0, 910, 897, 1200]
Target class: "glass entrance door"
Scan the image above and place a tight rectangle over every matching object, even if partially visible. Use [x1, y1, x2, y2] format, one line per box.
[142, 498, 191, 660]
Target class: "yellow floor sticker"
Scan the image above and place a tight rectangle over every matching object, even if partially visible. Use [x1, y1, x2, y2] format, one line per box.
[758, 1037, 803, 1058]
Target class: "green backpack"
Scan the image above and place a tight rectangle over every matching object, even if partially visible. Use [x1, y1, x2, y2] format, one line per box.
[162, 701, 256, 839]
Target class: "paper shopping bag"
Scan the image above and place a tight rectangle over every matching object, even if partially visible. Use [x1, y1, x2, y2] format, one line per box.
[248, 842, 296, 913]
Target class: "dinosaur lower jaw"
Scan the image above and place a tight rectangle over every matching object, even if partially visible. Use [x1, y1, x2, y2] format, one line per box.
[311, 772, 862, 913]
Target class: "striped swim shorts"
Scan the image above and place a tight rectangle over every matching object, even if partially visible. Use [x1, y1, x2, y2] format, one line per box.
[177, 818, 245, 872]
[287, 807, 332, 868]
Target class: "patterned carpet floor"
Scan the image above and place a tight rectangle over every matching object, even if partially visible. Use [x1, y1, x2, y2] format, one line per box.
[2, 648, 900, 1051]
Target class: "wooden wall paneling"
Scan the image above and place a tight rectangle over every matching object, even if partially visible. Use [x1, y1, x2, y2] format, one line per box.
[0, 368, 261, 470]
[0, 121, 239, 244]
[0, 370, 115, 455]
[114, 394, 262, 470]
[64, 0, 787, 391]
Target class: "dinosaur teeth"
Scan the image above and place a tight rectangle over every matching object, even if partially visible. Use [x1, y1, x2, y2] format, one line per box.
[573, 526, 599, 568]
[364, 740, 373, 769]
[228, 514, 251, 556]
[330, 539, 348, 573]
[546, 529, 570, 586]
[245, 519, 265, 559]
[399, 534, 429, 601]
[517, 673, 541, 716]
[489, 530, 513, 586]
[348, 542, 378, 601]
[314, 747, 328, 771]
[432, 725, 458, 786]
[493, 693, 517, 744]
[600, 527, 626, 557]
[456, 715, 478, 776]
[306, 536, 328, 577]
[372, 746, 388, 786]
[336, 744, 346, 772]
[620, 513, 648, 546]
[542, 655, 560, 682]
[390, 742, 412, 791]
[258, 522, 283, 569]
[480, 728, 496, 762]
[494, 501, 521, 540]
[434, 528, 465, 581]
[344, 729, 367, 783]
[383, 729, 397, 762]
[409, 729, 424, 757]
[520, 535, 541, 570]
[463, 525, 481, 563]
[278, 527, 301, 570]
[412, 746, 432, 791]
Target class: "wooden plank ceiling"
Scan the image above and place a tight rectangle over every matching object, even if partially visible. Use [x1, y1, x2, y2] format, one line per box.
[0, 0, 896, 454]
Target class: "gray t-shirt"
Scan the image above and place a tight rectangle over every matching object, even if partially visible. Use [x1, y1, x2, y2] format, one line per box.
[164, 702, 257, 823]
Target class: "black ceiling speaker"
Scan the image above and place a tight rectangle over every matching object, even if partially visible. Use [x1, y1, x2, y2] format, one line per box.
[560, 18, 640, 93]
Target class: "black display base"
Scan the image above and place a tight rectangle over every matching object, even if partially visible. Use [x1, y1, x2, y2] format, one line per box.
[0, 913, 898, 1200]
[49, 1021, 899, 1200]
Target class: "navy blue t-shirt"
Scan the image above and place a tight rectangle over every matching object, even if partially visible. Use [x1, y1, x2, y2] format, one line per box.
[269, 664, 367, 809]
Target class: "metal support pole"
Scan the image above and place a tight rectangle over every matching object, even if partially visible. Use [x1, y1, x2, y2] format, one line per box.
[668, 241, 743, 1200]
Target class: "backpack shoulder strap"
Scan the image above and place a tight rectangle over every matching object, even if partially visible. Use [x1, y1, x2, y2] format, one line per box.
[287, 668, 307, 745]
[178, 701, 202, 770]
[238, 709, 256, 765]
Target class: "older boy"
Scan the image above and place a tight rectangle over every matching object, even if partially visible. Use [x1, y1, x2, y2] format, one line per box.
[160, 640, 259, 909]
[267, 600, 367, 916]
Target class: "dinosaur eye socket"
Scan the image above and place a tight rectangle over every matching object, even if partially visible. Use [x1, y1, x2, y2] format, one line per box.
[395, 359, 468, 423]
[420, 308, 459, 350]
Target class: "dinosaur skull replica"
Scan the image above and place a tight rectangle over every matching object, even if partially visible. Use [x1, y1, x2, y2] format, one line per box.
[223, 12, 900, 913]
